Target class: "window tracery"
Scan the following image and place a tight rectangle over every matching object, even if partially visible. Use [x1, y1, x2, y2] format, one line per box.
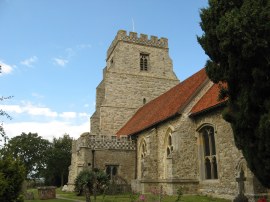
[140, 140, 147, 158]
[200, 125, 218, 179]
[140, 53, 149, 71]
[166, 132, 173, 157]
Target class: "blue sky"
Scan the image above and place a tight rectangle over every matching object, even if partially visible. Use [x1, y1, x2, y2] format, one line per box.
[0, 0, 209, 141]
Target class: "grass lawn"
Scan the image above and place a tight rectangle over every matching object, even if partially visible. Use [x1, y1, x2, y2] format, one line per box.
[25, 188, 230, 202]
[26, 200, 69, 202]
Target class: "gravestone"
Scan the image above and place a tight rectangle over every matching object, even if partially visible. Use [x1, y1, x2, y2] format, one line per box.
[37, 186, 56, 200]
[233, 170, 248, 202]
[62, 185, 68, 192]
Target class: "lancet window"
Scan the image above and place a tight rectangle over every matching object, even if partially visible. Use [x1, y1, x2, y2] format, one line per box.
[200, 125, 218, 179]
[166, 130, 173, 157]
[140, 139, 147, 158]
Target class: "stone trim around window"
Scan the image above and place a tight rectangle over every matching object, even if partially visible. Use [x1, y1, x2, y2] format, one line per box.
[140, 53, 149, 71]
[197, 124, 219, 180]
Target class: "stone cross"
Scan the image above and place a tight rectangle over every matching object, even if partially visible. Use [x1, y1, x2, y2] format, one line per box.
[233, 170, 248, 202]
[236, 170, 246, 195]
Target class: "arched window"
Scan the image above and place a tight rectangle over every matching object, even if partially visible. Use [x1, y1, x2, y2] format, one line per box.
[140, 53, 149, 71]
[199, 125, 218, 179]
[163, 128, 174, 179]
[138, 138, 147, 179]
[166, 130, 173, 157]
[140, 140, 147, 158]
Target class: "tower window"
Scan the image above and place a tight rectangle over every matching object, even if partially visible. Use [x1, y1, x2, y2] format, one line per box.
[140, 53, 149, 71]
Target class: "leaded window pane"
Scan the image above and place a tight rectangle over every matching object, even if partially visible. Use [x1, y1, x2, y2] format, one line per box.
[168, 135, 172, 146]
[212, 156, 218, 179]
[203, 132, 210, 156]
[205, 158, 211, 179]
[210, 130, 216, 155]
[167, 147, 171, 156]
[200, 126, 218, 180]
[140, 54, 149, 71]
[140, 58, 144, 71]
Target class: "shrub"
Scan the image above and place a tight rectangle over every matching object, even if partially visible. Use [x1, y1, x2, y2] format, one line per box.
[0, 155, 25, 202]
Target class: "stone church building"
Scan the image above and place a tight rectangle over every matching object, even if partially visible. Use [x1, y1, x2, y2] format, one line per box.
[67, 30, 268, 200]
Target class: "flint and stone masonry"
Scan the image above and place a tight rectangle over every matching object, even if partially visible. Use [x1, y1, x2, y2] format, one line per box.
[67, 30, 269, 201]
[67, 30, 179, 190]
[91, 30, 179, 136]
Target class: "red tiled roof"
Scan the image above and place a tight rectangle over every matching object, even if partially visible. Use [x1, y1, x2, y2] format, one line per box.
[116, 68, 209, 137]
[190, 83, 226, 116]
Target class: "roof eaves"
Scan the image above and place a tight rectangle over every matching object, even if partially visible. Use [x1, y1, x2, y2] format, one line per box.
[189, 101, 227, 118]
[128, 112, 181, 137]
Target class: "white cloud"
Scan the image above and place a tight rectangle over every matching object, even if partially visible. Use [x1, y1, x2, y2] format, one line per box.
[77, 44, 92, 49]
[20, 56, 38, 67]
[0, 105, 23, 113]
[0, 61, 13, 75]
[26, 105, 58, 117]
[79, 112, 89, 118]
[0, 102, 90, 142]
[32, 93, 44, 99]
[53, 58, 69, 67]
[0, 103, 57, 118]
[3, 120, 89, 141]
[65, 48, 76, 58]
[59, 112, 77, 119]
[0, 103, 89, 121]
[52, 43, 91, 68]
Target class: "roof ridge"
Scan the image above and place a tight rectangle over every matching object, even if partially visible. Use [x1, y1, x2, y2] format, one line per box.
[189, 83, 227, 117]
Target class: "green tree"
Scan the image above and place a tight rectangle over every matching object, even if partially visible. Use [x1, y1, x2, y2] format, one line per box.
[75, 169, 109, 202]
[0, 155, 25, 202]
[198, 0, 270, 187]
[44, 134, 72, 186]
[0, 97, 11, 144]
[0, 65, 12, 144]
[1, 132, 51, 179]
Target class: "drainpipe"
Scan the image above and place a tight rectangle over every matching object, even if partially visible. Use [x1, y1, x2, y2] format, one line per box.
[135, 136, 138, 179]
[92, 150, 95, 170]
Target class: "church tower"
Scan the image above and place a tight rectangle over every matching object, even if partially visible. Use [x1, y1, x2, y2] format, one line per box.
[67, 30, 179, 190]
[90, 30, 179, 136]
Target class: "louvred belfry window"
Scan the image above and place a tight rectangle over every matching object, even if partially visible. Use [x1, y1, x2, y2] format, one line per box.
[140, 53, 149, 71]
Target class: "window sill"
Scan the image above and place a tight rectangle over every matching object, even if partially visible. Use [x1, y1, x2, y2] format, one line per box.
[201, 179, 219, 184]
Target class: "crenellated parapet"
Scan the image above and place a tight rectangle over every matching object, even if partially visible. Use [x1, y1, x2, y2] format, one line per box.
[76, 134, 136, 151]
[107, 30, 168, 59]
